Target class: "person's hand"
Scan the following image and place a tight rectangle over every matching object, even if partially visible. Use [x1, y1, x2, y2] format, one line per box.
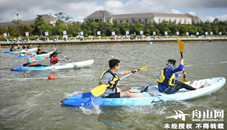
[182, 71, 186, 75]
[180, 58, 184, 65]
[131, 69, 138, 73]
[109, 81, 115, 85]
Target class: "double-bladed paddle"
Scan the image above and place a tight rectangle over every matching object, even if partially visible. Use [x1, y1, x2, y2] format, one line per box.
[52, 47, 72, 62]
[91, 65, 149, 97]
[177, 39, 188, 82]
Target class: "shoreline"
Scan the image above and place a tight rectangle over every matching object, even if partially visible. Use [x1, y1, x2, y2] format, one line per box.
[0, 37, 227, 47]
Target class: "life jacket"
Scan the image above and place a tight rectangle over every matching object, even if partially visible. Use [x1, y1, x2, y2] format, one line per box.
[36, 49, 41, 54]
[26, 56, 36, 66]
[50, 56, 59, 66]
[20, 49, 24, 54]
[10, 46, 14, 51]
[99, 70, 119, 89]
[157, 68, 175, 87]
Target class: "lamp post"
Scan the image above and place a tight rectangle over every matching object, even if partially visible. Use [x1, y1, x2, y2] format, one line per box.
[16, 14, 20, 37]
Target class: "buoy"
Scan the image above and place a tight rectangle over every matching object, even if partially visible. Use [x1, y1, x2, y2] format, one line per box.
[48, 74, 55, 80]
[147, 42, 152, 45]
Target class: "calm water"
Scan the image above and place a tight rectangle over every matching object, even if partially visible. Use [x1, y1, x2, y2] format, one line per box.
[0, 42, 227, 129]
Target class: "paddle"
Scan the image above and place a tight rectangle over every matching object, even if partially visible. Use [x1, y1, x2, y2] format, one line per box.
[177, 39, 188, 82]
[91, 65, 149, 97]
[52, 47, 72, 62]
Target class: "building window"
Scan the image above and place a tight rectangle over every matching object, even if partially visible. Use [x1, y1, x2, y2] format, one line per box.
[174, 19, 176, 24]
[107, 20, 109, 23]
[138, 19, 141, 22]
[169, 19, 171, 23]
[158, 19, 161, 23]
[145, 18, 148, 24]
[120, 20, 122, 23]
[179, 19, 182, 24]
[132, 19, 135, 24]
[95, 19, 99, 22]
[163, 19, 166, 22]
[184, 19, 186, 24]
[126, 19, 129, 23]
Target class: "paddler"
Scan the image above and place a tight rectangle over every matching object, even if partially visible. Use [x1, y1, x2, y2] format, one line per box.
[99, 59, 151, 98]
[49, 51, 59, 66]
[10, 44, 15, 51]
[36, 46, 47, 55]
[24, 53, 38, 66]
[156, 58, 203, 94]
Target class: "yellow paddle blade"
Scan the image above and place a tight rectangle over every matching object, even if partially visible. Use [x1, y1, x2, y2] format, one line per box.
[139, 65, 149, 71]
[177, 39, 185, 52]
[183, 77, 188, 82]
[91, 84, 109, 97]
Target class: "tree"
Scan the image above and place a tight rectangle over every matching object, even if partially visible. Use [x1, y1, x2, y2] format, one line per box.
[12, 19, 22, 36]
[34, 15, 49, 36]
[213, 18, 219, 24]
[119, 23, 130, 35]
[144, 22, 155, 35]
[89, 22, 99, 36]
[68, 22, 81, 36]
[105, 22, 114, 36]
[203, 23, 212, 33]
[212, 25, 219, 35]
[133, 22, 145, 35]
[55, 12, 72, 22]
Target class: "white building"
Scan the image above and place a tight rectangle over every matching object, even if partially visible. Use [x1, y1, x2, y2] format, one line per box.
[0, 14, 58, 27]
[84, 10, 201, 24]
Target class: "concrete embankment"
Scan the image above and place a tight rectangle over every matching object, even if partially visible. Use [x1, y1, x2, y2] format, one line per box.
[0, 37, 227, 47]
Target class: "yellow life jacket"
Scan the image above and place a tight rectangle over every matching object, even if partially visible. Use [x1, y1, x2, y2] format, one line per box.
[157, 69, 175, 87]
[99, 70, 119, 89]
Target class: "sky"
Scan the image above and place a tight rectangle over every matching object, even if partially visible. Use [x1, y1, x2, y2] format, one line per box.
[0, 0, 226, 23]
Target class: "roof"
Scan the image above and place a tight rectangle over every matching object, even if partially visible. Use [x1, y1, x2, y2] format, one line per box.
[84, 10, 195, 21]
[0, 14, 57, 27]
[85, 10, 113, 20]
[38, 14, 58, 22]
[113, 12, 190, 19]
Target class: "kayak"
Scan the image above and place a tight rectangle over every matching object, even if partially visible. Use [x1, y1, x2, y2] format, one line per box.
[61, 77, 226, 107]
[14, 51, 54, 58]
[11, 59, 94, 71]
[4, 49, 20, 53]
[4, 48, 37, 54]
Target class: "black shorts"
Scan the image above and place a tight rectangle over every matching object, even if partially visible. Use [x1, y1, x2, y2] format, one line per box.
[103, 92, 120, 98]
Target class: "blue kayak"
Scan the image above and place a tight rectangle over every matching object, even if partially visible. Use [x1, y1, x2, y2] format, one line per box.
[14, 55, 29, 58]
[14, 55, 43, 60]
[61, 77, 226, 107]
[4, 50, 20, 53]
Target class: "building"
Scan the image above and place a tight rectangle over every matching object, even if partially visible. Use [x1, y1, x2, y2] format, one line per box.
[84, 10, 201, 24]
[0, 14, 58, 27]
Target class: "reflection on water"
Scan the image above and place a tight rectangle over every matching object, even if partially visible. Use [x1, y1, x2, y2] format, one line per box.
[0, 42, 227, 129]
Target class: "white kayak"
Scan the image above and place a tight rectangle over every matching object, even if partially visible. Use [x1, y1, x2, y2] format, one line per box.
[61, 77, 226, 107]
[14, 51, 54, 58]
[11, 59, 94, 71]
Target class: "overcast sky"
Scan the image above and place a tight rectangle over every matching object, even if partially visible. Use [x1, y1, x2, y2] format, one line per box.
[0, 0, 226, 23]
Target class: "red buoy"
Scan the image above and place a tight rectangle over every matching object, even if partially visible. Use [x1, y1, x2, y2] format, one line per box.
[48, 74, 55, 80]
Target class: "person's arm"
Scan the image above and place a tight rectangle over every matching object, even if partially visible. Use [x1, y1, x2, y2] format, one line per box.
[172, 58, 184, 73]
[120, 69, 138, 75]
[176, 71, 186, 77]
